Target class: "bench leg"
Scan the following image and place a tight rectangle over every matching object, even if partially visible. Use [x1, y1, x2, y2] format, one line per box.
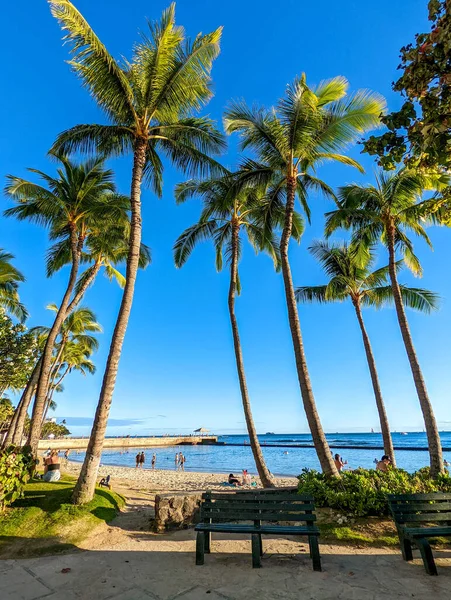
[308, 536, 322, 572]
[416, 538, 438, 576]
[400, 535, 413, 562]
[204, 530, 211, 554]
[196, 532, 205, 566]
[259, 533, 263, 557]
[251, 534, 262, 568]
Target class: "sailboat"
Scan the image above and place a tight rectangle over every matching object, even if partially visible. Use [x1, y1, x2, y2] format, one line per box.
[371, 428, 374, 434]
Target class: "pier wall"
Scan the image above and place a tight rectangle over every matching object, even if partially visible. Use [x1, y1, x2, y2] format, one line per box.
[38, 436, 217, 450]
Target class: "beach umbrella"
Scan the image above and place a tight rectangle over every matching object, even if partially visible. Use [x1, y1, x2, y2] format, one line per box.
[194, 427, 209, 434]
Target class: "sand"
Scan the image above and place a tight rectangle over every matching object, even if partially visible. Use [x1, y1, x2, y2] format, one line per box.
[64, 460, 298, 492]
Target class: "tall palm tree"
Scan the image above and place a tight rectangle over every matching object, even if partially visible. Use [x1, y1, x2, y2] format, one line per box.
[224, 75, 385, 476]
[174, 174, 302, 487]
[0, 250, 27, 322]
[48, 1, 225, 503]
[296, 241, 439, 466]
[5, 154, 120, 456]
[325, 170, 446, 476]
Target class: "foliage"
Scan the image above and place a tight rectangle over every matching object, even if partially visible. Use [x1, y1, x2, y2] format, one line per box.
[41, 422, 71, 438]
[0, 249, 28, 322]
[0, 397, 14, 427]
[364, 1, 451, 171]
[298, 467, 451, 516]
[0, 476, 125, 557]
[0, 445, 33, 511]
[0, 312, 39, 392]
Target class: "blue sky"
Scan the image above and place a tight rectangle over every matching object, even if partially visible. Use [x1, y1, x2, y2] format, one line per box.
[1, 0, 450, 436]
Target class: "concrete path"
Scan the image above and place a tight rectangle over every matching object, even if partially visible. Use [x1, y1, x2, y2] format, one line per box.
[1, 536, 450, 600]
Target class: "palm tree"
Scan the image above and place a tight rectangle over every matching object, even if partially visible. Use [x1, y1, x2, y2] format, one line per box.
[48, 1, 225, 503]
[224, 75, 385, 476]
[325, 170, 446, 476]
[5, 154, 120, 456]
[296, 241, 440, 466]
[174, 174, 302, 486]
[0, 250, 27, 322]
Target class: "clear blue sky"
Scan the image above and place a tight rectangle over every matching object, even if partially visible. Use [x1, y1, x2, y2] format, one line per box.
[1, 0, 450, 436]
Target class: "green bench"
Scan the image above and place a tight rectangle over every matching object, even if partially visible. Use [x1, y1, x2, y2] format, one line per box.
[195, 488, 321, 570]
[388, 492, 451, 575]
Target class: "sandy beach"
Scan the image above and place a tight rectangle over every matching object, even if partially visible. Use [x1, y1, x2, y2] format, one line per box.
[64, 460, 298, 492]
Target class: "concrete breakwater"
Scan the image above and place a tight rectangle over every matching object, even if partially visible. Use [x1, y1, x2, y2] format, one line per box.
[38, 435, 217, 450]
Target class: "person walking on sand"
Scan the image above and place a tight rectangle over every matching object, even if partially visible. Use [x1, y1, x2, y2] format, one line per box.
[151, 453, 156, 470]
[135, 452, 141, 468]
[175, 453, 179, 470]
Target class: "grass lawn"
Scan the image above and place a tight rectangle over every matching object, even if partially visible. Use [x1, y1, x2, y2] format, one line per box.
[0, 475, 125, 558]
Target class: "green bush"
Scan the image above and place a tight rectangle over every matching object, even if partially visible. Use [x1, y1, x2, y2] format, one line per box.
[0, 445, 33, 511]
[298, 467, 451, 517]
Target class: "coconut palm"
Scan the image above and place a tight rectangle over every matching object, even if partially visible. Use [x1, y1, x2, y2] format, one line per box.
[48, 1, 225, 503]
[325, 170, 446, 476]
[0, 250, 27, 322]
[174, 174, 302, 486]
[296, 241, 439, 465]
[224, 75, 385, 475]
[4, 154, 121, 456]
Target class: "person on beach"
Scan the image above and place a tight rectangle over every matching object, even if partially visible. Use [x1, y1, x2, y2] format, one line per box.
[151, 454, 156, 470]
[334, 454, 347, 472]
[376, 455, 391, 472]
[175, 453, 179, 469]
[180, 453, 186, 471]
[242, 469, 251, 485]
[64, 449, 70, 461]
[228, 473, 242, 486]
[135, 453, 141, 468]
[140, 452, 146, 468]
[43, 450, 61, 482]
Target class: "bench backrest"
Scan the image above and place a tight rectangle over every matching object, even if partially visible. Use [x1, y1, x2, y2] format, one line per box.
[388, 492, 451, 526]
[200, 489, 316, 525]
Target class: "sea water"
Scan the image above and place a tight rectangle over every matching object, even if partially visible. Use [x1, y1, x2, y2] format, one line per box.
[68, 432, 451, 476]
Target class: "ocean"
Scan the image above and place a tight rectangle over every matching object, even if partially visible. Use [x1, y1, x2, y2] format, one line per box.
[68, 432, 451, 477]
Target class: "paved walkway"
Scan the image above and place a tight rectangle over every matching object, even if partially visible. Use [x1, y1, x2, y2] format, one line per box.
[1, 537, 450, 600]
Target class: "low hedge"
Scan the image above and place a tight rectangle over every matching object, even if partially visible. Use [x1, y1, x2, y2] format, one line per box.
[0, 445, 33, 511]
[298, 467, 451, 517]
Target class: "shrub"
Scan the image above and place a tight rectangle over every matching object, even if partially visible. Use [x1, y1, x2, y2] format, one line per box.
[0, 445, 33, 511]
[298, 467, 451, 517]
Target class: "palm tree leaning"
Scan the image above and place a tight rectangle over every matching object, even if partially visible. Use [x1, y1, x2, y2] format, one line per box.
[174, 174, 303, 487]
[49, 1, 225, 503]
[224, 75, 385, 476]
[325, 170, 446, 476]
[296, 241, 439, 466]
[0, 250, 28, 322]
[4, 154, 121, 456]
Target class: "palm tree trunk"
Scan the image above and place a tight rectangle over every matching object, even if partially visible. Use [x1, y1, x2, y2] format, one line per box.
[228, 220, 275, 487]
[281, 176, 338, 476]
[72, 140, 147, 504]
[353, 300, 396, 466]
[387, 223, 443, 476]
[27, 226, 82, 457]
[3, 358, 41, 447]
[66, 261, 102, 314]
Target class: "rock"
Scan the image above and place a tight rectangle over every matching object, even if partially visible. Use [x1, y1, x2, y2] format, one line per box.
[154, 492, 203, 532]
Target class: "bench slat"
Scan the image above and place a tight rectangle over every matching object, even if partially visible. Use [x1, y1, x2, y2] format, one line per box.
[202, 501, 315, 512]
[391, 502, 451, 513]
[202, 511, 316, 522]
[195, 523, 320, 535]
[388, 493, 451, 502]
[202, 493, 310, 501]
[404, 526, 451, 538]
[394, 513, 451, 523]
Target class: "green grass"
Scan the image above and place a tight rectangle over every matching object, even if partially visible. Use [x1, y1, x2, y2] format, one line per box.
[0, 475, 125, 558]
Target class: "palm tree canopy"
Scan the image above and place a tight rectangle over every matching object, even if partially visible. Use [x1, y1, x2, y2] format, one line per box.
[173, 172, 304, 275]
[324, 169, 450, 276]
[295, 240, 439, 313]
[49, 1, 226, 192]
[0, 249, 28, 322]
[224, 75, 386, 222]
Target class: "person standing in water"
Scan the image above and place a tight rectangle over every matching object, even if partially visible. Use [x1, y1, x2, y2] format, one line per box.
[175, 453, 179, 470]
[139, 452, 146, 469]
[180, 453, 186, 471]
[151, 454, 156, 470]
[135, 452, 141, 468]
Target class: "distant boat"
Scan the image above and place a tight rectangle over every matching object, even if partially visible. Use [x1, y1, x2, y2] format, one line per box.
[371, 428, 374, 433]
[266, 432, 275, 435]
[401, 432, 408, 435]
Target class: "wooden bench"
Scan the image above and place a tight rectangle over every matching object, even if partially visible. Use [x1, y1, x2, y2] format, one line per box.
[195, 488, 321, 570]
[388, 492, 451, 575]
